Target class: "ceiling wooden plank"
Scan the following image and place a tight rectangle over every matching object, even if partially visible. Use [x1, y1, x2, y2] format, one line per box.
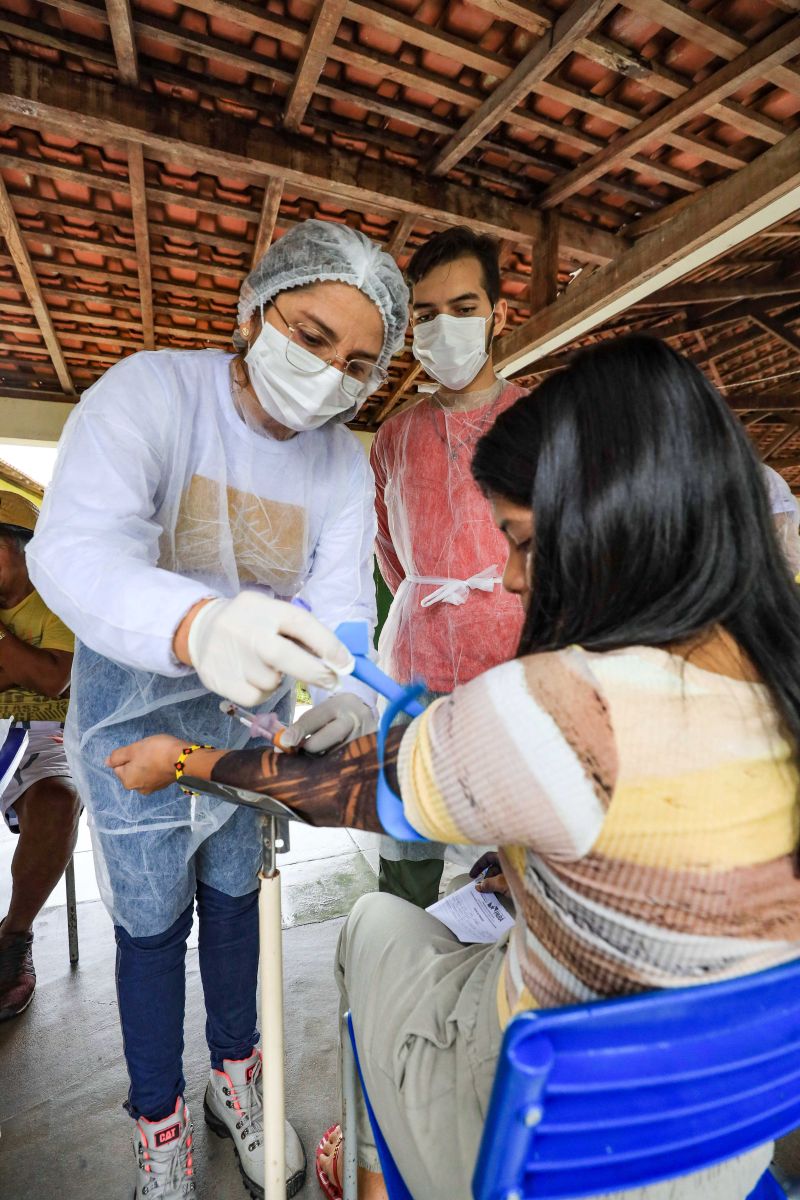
[251, 176, 284, 267]
[0, 52, 623, 265]
[576, 34, 787, 144]
[750, 307, 800, 357]
[469, 0, 552, 34]
[726, 390, 800, 411]
[127, 142, 154, 350]
[495, 126, 800, 374]
[636, 270, 800, 305]
[0, 175, 74, 394]
[429, 0, 617, 177]
[105, 0, 139, 85]
[286, 0, 361, 132]
[625, 0, 800, 95]
[0, 53, 540, 246]
[540, 17, 800, 209]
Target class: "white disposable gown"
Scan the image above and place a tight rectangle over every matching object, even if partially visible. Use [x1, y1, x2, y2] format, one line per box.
[28, 349, 376, 915]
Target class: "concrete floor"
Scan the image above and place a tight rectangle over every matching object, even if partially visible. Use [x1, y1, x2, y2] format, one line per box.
[0, 816, 393, 1200]
[4, 815, 799, 1200]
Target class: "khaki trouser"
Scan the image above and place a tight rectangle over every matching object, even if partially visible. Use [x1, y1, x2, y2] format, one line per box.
[335, 892, 773, 1200]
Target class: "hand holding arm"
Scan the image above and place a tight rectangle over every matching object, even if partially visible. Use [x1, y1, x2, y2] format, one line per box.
[109, 727, 405, 834]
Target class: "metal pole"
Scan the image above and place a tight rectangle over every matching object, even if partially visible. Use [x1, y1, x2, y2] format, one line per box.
[341, 1013, 358, 1200]
[260, 814, 286, 1200]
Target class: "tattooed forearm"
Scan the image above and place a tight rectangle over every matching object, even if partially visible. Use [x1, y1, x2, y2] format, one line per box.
[209, 729, 404, 832]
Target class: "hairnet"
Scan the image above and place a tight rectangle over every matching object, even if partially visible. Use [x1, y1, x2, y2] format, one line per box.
[238, 219, 409, 369]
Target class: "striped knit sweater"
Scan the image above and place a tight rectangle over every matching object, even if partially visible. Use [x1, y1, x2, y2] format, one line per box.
[398, 640, 800, 1026]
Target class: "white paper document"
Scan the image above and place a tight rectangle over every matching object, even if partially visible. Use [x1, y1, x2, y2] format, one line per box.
[426, 880, 515, 944]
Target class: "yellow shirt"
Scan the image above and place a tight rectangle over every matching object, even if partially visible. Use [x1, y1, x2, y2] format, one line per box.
[0, 589, 74, 722]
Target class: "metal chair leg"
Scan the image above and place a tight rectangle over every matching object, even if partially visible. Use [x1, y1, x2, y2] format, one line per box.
[65, 855, 79, 965]
[341, 1011, 358, 1200]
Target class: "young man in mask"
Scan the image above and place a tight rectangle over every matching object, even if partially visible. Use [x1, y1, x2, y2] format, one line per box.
[370, 227, 526, 907]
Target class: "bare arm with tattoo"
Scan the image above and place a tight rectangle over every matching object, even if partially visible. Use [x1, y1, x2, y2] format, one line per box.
[107, 728, 405, 834]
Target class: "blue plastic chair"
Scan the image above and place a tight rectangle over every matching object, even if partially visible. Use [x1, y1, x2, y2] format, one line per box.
[342, 956, 800, 1199]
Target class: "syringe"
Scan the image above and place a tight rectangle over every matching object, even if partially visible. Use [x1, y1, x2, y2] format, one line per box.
[219, 700, 293, 752]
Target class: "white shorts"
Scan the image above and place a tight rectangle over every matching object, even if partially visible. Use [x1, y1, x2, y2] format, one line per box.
[1, 723, 74, 833]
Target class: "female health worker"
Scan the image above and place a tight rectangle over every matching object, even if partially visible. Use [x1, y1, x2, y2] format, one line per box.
[27, 219, 409, 1200]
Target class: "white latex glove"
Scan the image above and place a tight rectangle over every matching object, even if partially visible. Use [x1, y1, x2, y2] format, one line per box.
[280, 694, 377, 754]
[187, 593, 353, 708]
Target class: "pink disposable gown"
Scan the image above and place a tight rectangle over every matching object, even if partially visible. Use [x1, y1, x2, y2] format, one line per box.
[371, 381, 526, 695]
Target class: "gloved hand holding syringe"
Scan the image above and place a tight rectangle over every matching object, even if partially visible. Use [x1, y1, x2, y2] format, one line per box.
[220, 609, 424, 756]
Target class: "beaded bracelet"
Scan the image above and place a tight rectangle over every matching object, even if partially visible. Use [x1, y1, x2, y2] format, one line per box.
[175, 743, 213, 794]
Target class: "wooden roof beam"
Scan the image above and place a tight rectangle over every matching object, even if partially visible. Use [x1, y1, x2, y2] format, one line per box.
[284, 0, 348, 133]
[105, 0, 139, 85]
[726, 390, 800, 412]
[625, 0, 800, 96]
[0, 52, 622, 265]
[0, 176, 74, 395]
[576, 34, 786, 144]
[750, 307, 800, 358]
[251, 176, 284, 268]
[386, 214, 415, 261]
[495, 126, 800, 375]
[430, 0, 617, 177]
[540, 17, 800, 210]
[376, 362, 422, 422]
[635, 270, 800, 306]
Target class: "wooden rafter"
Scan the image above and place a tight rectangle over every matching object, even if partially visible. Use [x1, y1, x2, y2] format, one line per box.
[376, 362, 421, 423]
[430, 0, 617, 177]
[252, 177, 284, 268]
[105, 0, 139, 85]
[626, 0, 800, 95]
[284, 0, 348, 133]
[530, 212, 560, 314]
[0, 175, 74, 394]
[496, 127, 800, 374]
[636, 269, 800, 306]
[726, 391, 800, 412]
[386, 214, 416, 261]
[762, 423, 800, 461]
[126, 142, 154, 350]
[541, 17, 800, 209]
[0, 53, 622, 265]
[750, 308, 800, 358]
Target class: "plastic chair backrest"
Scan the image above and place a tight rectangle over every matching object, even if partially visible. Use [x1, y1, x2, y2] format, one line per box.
[473, 956, 800, 1200]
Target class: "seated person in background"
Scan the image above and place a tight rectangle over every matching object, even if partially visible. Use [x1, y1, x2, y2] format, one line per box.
[0, 492, 78, 1020]
[110, 337, 800, 1200]
[763, 464, 800, 576]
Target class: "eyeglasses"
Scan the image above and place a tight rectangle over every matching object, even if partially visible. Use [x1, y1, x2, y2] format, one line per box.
[270, 301, 387, 400]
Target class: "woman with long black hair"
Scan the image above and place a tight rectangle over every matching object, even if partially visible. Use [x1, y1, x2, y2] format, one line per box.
[112, 335, 800, 1200]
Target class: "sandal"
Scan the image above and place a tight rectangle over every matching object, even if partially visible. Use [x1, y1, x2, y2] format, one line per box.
[315, 1123, 343, 1200]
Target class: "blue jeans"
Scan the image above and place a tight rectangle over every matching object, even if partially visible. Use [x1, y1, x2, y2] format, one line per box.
[115, 879, 259, 1121]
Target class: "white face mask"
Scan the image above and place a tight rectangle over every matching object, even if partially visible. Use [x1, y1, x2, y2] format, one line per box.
[244, 320, 364, 432]
[411, 312, 493, 391]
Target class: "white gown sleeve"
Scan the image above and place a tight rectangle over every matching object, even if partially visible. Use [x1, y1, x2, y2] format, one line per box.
[27, 354, 216, 676]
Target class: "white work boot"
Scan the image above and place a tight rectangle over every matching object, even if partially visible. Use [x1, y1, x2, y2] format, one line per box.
[204, 1050, 306, 1198]
[132, 1097, 195, 1197]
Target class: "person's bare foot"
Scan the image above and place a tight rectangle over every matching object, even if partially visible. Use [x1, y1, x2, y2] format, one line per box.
[317, 1126, 389, 1200]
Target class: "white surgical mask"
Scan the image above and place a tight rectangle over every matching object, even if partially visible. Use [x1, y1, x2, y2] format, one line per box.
[412, 312, 494, 391]
[244, 320, 363, 432]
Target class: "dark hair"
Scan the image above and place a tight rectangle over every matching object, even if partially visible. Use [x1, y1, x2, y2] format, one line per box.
[406, 227, 501, 306]
[0, 525, 32, 554]
[472, 334, 800, 761]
